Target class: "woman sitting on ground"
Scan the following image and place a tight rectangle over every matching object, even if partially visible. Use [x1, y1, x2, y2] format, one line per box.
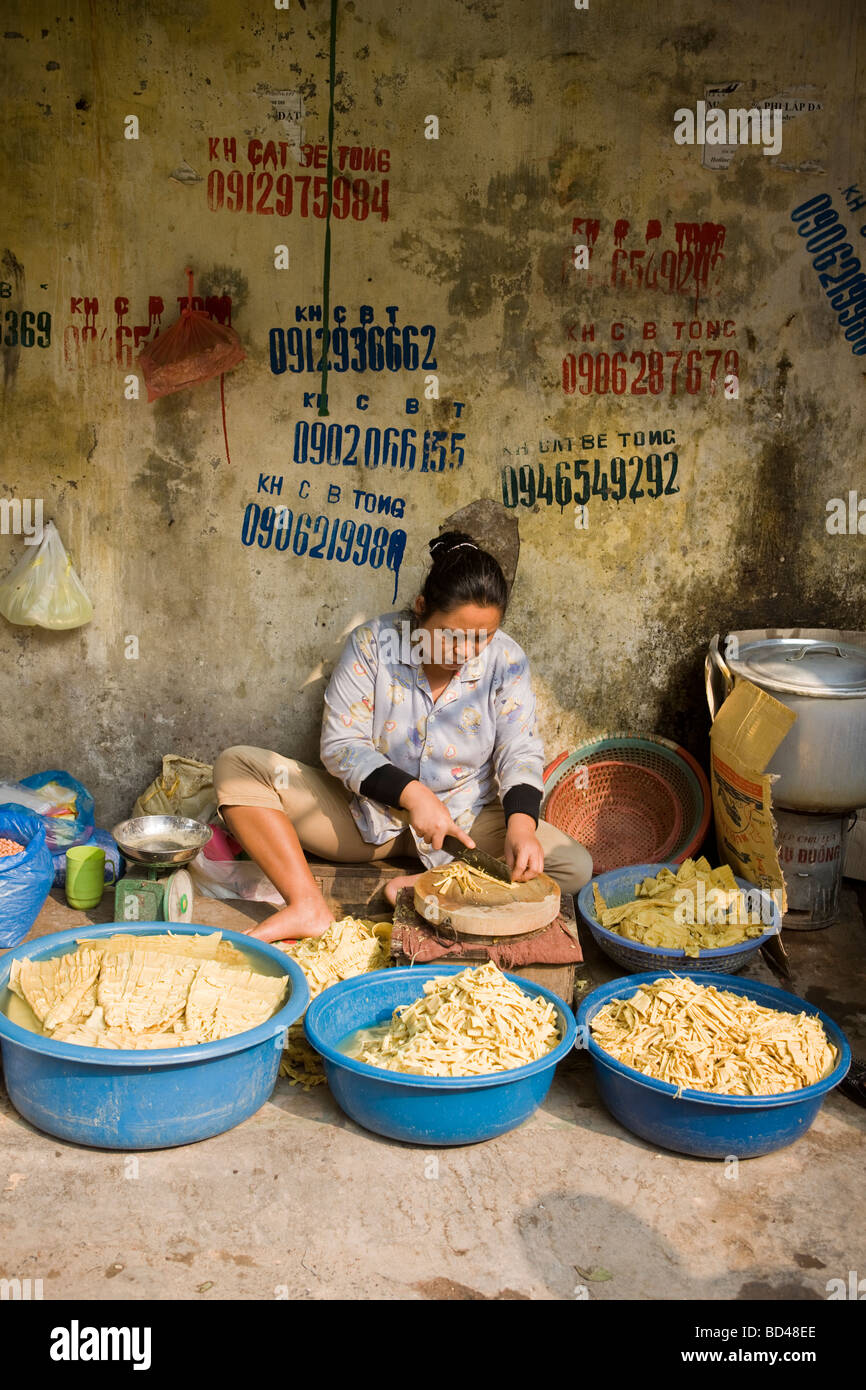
[213, 530, 592, 941]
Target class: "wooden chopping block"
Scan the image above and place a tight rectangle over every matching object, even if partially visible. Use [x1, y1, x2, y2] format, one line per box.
[413, 867, 561, 938]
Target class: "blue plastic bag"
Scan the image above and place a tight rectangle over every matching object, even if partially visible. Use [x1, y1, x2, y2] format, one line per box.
[17, 769, 94, 852]
[0, 806, 54, 948]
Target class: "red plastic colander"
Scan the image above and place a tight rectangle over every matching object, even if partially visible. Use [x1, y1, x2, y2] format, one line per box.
[544, 760, 682, 875]
[541, 734, 711, 875]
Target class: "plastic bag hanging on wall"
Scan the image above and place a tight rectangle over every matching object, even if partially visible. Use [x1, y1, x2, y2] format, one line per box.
[137, 267, 245, 463]
[137, 267, 245, 400]
[0, 520, 93, 629]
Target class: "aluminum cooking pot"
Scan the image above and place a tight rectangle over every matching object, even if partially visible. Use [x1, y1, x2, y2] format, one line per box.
[706, 630, 866, 813]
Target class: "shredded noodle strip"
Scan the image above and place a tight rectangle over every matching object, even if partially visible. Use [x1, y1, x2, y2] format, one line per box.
[353, 961, 560, 1077]
[277, 917, 392, 1088]
[433, 861, 514, 896]
[590, 976, 837, 1096]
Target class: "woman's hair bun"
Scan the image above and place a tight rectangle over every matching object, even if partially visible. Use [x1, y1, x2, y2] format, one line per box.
[428, 530, 477, 560]
[420, 529, 508, 617]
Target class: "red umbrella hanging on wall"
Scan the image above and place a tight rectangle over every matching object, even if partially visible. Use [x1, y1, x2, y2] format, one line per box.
[137, 267, 245, 463]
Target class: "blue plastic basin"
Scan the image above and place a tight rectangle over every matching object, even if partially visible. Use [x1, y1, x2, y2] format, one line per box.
[0, 922, 309, 1150]
[577, 971, 851, 1159]
[304, 964, 576, 1146]
[577, 862, 781, 974]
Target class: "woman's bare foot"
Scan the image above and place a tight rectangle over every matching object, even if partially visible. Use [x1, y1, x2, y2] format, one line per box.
[245, 895, 335, 943]
[385, 871, 423, 907]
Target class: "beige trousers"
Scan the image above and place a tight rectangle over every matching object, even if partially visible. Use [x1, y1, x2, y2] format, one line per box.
[213, 745, 593, 895]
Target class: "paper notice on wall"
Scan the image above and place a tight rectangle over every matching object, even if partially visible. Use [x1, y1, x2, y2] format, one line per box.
[709, 678, 795, 911]
[268, 89, 304, 158]
[702, 81, 825, 172]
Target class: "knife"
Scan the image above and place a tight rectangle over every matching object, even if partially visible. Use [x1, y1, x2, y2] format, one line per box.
[441, 837, 513, 884]
[391, 808, 514, 884]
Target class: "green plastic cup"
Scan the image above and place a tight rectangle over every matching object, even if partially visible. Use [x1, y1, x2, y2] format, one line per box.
[65, 845, 106, 910]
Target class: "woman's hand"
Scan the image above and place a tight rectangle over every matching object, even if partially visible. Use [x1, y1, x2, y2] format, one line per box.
[505, 813, 545, 881]
[399, 781, 476, 853]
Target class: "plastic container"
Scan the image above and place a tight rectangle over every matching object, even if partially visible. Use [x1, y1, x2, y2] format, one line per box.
[51, 827, 123, 888]
[0, 923, 309, 1150]
[577, 971, 851, 1158]
[577, 862, 781, 974]
[304, 965, 576, 1145]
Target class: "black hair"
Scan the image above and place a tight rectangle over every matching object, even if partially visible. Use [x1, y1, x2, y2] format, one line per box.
[418, 530, 508, 617]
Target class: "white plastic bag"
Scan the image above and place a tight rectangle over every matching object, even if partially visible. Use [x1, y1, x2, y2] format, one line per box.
[188, 850, 285, 906]
[0, 783, 58, 817]
[0, 520, 93, 629]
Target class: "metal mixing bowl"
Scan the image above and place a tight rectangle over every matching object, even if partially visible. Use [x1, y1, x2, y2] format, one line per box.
[110, 815, 213, 868]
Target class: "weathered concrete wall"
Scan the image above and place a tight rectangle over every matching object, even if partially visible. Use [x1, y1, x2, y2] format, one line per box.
[1, 0, 864, 826]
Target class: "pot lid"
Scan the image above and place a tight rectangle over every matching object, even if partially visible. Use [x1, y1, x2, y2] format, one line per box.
[729, 637, 866, 696]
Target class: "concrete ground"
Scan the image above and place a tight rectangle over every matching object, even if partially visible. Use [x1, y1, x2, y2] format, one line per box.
[1, 882, 864, 1302]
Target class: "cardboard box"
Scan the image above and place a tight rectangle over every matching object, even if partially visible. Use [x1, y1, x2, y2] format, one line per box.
[708, 678, 796, 912]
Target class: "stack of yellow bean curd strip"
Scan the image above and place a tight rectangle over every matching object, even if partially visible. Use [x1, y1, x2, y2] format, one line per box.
[433, 861, 515, 896]
[354, 962, 560, 1077]
[8, 933, 287, 1048]
[277, 917, 392, 1087]
[592, 858, 768, 956]
[589, 977, 838, 1096]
